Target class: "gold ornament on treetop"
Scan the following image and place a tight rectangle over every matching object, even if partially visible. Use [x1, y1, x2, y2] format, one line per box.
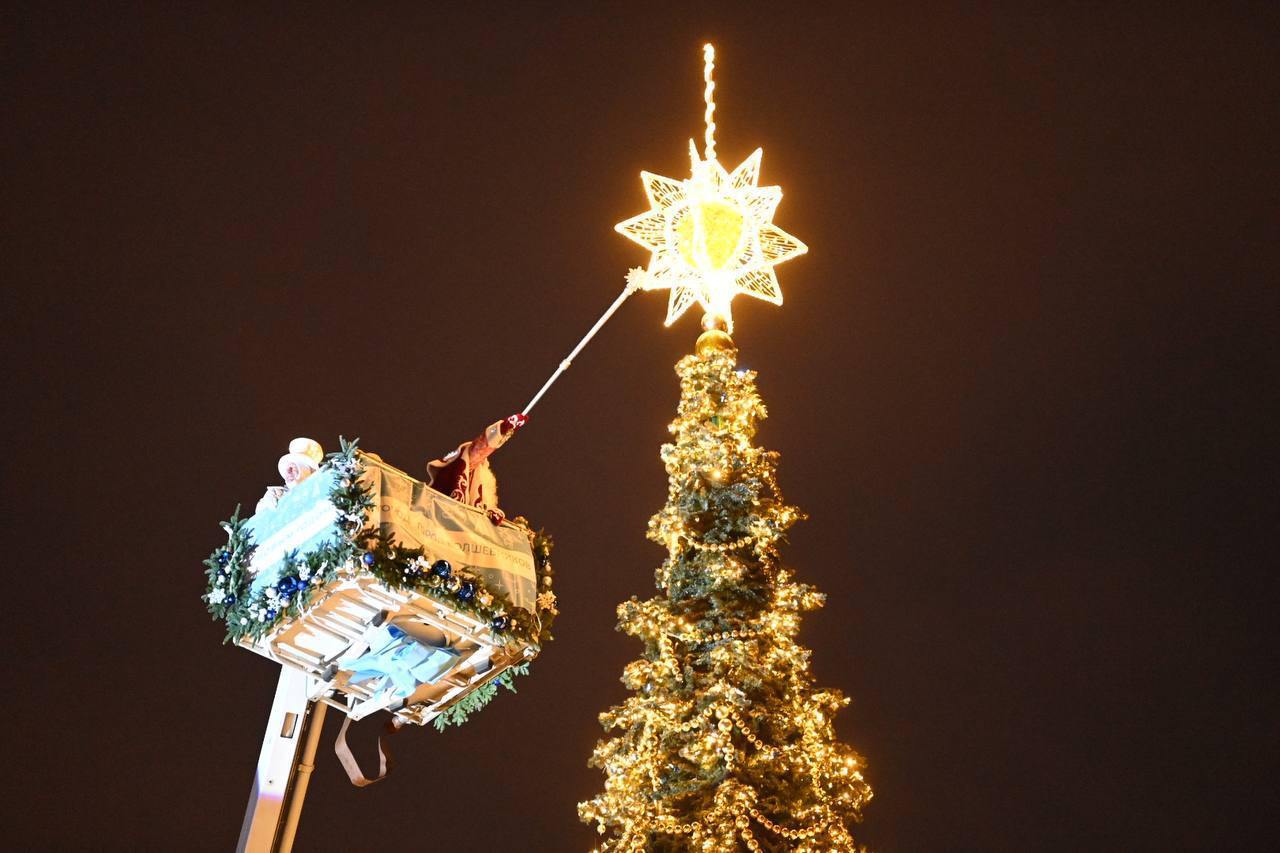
[696, 328, 737, 358]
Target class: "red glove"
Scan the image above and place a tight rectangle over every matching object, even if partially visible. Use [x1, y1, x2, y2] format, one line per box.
[500, 413, 529, 436]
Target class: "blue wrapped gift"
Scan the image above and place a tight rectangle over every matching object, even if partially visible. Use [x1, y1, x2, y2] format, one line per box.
[338, 623, 461, 698]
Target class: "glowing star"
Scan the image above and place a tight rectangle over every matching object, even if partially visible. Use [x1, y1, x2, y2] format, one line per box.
[616, 145, 806, 332]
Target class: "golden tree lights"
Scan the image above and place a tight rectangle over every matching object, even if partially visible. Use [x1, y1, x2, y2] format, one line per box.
[616, 44, 807, 333]
[578, 343, 872, 851]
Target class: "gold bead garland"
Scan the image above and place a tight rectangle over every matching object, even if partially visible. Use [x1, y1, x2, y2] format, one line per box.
[671, 626, 765, 644]
[689, 534, 754, 552]
[726, 708, 774, 757]
[748, 804, 830, 840]
[624, 781, 834, 844]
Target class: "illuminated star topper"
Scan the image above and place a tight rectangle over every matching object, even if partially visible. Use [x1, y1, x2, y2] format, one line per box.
[615, 44, 807, 332]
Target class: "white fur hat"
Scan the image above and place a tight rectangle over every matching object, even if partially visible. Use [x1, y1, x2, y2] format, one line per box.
[278, 437, 324, 478]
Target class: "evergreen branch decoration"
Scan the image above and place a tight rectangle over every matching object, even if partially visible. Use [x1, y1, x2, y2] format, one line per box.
[429, 663, 530, 732]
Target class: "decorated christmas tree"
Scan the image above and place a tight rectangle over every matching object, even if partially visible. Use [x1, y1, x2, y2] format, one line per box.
[578, 327, 872, 851]
[579, 44, 872, 851]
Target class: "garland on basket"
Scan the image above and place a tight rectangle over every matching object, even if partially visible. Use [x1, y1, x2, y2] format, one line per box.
[203, 439, 558, 725]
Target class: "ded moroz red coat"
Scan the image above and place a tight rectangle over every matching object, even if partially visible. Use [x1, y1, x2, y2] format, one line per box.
[425, 414, 526, 514]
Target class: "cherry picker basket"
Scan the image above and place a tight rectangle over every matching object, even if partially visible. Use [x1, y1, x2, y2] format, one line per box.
[203, 441, 555, 729]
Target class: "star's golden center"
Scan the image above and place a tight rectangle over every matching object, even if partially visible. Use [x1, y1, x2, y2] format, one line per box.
[673, 200, 746, 271]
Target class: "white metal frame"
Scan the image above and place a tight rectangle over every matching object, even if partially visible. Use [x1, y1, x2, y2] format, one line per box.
[239, 573, 538, 727]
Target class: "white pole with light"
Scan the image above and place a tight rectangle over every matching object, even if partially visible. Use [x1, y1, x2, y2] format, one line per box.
[521, 270, 645, 415]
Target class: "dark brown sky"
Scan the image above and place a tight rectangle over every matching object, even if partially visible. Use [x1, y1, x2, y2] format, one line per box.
[4, 2, 1276, 850]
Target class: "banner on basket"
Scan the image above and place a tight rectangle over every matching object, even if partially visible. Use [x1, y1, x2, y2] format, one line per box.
[362, 460, 537, 612]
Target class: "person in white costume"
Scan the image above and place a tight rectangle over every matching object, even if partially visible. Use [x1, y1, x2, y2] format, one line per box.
[256, 437, 324, 514]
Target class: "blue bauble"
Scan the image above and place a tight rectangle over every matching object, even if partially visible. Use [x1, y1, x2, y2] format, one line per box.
[218, 551, 230, 565]
[457, 581, 476, 601]
[225, 595, 236, 607]
[491, 614, 510, 632]
[265, 608, 278, 620]
[431, 559, 452, 578]
[361, 552, 376, 566]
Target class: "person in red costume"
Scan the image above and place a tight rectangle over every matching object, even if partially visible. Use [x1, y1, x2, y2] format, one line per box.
[426, 413, 528, 524]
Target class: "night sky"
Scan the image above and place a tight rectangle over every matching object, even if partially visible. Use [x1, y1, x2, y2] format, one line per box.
[5, 3, 1276, 851]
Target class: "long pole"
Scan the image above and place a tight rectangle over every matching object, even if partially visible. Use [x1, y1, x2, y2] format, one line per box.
[522, 273, 643, 415]
[275, 700, 329, 852]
